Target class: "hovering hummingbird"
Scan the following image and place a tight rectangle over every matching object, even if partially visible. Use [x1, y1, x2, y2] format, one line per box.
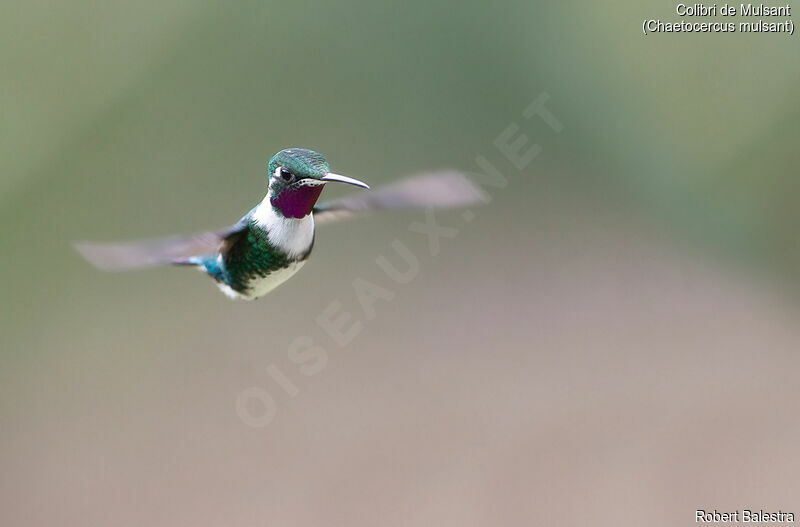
[75, 148, 485, 300]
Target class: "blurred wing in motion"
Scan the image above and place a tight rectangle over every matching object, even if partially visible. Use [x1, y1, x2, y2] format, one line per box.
[73, 211, 254, 271]
[313, 170, 487, 225]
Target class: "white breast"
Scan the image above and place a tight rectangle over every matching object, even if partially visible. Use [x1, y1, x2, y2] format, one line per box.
[251, 194, 315, 258]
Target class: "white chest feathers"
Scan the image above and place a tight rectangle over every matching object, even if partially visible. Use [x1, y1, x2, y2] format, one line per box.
[251, 195, 315, 258]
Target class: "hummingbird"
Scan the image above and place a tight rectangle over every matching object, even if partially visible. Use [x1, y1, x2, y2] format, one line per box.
[75, 148, 485, 300]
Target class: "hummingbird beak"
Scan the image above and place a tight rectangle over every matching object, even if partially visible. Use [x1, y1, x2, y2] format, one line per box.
[321, 172, 370, 189]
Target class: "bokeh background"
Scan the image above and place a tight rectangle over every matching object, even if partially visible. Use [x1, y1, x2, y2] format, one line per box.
[2, 1, 800, 525]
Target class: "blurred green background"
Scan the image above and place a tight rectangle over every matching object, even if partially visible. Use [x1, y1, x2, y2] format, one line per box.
[2, 1, 800, 525]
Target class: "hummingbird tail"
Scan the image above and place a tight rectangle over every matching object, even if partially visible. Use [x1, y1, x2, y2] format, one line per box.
[171, 256, 204, 266]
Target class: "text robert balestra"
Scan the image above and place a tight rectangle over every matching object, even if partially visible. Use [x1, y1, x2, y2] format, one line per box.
[697, 510, 795, 523]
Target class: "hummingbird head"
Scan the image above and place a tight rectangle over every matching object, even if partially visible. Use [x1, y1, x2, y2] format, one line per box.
[267, 148, 369, 219]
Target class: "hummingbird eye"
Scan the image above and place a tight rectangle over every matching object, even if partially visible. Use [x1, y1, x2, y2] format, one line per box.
[277, 167, 295, 183]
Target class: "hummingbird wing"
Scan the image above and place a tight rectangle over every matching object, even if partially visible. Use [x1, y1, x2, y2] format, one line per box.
[73, 207, 256, 271]
[312, 170, 487, 225]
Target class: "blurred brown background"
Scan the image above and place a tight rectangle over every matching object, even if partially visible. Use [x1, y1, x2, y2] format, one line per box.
[2, 0, 800, 525]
